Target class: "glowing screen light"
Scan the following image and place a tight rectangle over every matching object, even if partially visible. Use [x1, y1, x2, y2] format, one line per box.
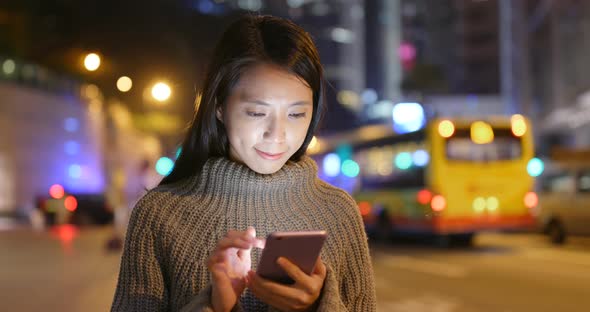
[395, 152, 412, 170]
[511, 114, 527, 137]
[392, 102, 425, 134]
[470, 121, 494, 144]
[527, 158, 544, 177]
[323, 153, 341, 177]
[156, 157, 174, 176]
[412, 150, 429, 167]
[341, 159, 360, 178]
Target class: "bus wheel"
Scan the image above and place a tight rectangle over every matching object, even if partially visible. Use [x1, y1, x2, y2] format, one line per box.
[547, 220, 566, 245]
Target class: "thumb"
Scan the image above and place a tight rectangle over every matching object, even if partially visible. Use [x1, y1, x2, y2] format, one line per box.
[246, 226, 256, 239]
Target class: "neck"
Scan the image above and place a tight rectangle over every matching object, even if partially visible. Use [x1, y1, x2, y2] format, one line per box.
[191, 156, 318, 196]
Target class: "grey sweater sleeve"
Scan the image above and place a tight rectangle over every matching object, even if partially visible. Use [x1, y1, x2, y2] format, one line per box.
[110, 198, 170, 311]
[316, 199, 378, 311]
[111, 195, 243, 312]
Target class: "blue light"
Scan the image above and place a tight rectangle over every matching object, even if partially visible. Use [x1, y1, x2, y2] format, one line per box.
[64, 117, 79, 132]
[197, 0, 214, 13]
[412, 149, 429, 167]
[341, 159, 360, 178]
[392, 102, 425, 134]
[176, 147, 182, 159]
[527, 158, 544, 177]
[395, 152, 413, 170]
[156, 157, 175, 176]
[323, 153, 341, 177]
[65, 141, 80, 155]
[361, 88, 378, 104]
[69, 164, 82, 179]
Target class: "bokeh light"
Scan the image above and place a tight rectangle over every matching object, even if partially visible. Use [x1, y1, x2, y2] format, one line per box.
[49, 184, 65, 199]
[84, 53, 101, 71]
[395, 152, 413, 170]
[151, 82, 172, 102]
[470, 121, 494, 144]
[323, 153, 341, 177]
[117, 76, 133, 92]
[341, 159, 360, 178]
[527, 158, 544, 177]
[438, 120, 455, 138]
[156, 157, 174, 176]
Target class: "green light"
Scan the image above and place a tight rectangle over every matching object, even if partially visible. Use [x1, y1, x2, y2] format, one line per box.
[341, 159, 360, 177]
[527, 158, 544, 177]
[336, 144, 353, 161]
[395, 152, 412, 170]
[176, 147, 182, 159]
[156, 157, 174, 176]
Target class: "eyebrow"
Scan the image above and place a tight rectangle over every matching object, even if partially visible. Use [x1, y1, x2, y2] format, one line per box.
[243, 99, 312, 107]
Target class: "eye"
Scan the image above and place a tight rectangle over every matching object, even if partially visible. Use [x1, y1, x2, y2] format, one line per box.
[289, 112, 307, 119]
[247, 111, 265, 117]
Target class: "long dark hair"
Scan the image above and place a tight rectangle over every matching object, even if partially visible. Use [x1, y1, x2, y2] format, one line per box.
[159, 15, 326, 185]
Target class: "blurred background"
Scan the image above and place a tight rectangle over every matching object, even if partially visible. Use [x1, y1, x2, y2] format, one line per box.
[1, 0, 590, 311]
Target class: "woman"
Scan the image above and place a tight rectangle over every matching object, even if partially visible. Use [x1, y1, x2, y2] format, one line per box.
[111, 14, 376, 312]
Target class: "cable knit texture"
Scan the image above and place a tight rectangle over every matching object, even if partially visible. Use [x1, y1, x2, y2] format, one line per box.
[111, 156, 376, 311]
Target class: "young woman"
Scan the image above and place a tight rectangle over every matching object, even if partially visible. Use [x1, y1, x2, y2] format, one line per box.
[111, 14, 376, 312]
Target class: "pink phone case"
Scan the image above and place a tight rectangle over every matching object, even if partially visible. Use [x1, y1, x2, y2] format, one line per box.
[257, 230, 327, 284]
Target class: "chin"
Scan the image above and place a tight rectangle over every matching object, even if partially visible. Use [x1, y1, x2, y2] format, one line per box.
[248, 162, 286, 175]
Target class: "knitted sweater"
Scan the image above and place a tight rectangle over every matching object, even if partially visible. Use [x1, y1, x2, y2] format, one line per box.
[111, 156, 376, 311]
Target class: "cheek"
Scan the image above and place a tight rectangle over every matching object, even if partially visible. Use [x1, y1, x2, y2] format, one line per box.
[288, 121, 311, 145]
[226, 117, 261, 144]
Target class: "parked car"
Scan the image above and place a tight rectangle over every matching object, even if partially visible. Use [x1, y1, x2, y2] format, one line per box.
[537, 165, 590, 244]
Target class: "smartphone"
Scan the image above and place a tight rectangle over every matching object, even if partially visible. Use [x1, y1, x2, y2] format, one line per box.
[257, 230, 327, 284]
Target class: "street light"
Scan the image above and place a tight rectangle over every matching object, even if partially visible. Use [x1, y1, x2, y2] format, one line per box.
[84, 53, 101, 71]
[117, 76, 133, 92]
[151, 82, 171, 102]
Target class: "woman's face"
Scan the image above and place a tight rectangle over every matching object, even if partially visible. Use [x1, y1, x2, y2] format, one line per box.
[218, 63, 313, 174]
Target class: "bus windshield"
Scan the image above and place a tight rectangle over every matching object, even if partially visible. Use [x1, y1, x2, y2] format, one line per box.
[446, 128, 522, 162]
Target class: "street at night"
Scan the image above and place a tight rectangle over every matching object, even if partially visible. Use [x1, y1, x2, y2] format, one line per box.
[1, 225, 589, 311]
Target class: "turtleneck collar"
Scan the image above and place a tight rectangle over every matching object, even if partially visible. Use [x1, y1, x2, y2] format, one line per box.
[191, 155, 319, 196]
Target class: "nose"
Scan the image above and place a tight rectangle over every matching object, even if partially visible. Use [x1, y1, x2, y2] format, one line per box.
[264, 116, 286, 143]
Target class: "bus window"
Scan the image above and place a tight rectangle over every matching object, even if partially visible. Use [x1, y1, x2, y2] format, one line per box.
[446, 128, 521, 162]
[541, 173, 575, 193]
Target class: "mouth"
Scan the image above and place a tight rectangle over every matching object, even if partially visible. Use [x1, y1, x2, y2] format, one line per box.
[255, 149, 286, 160]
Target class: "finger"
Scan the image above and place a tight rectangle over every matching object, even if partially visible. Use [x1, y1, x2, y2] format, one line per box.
[254, 237, 266, 249]
[217, 236, 251, 250]
[246, 226, 256, 238]
[312, 256, 327, 277]
[237, 245, 251, 260]
[226, 230, 256, 243]
[247, 271, 302, 306]
[277, 257, 312, 284]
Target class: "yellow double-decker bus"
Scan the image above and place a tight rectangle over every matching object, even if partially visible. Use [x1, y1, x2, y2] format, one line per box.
[308, 115, 540, 245]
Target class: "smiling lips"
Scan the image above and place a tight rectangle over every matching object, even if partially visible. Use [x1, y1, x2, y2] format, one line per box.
[256, 149, 285, 160]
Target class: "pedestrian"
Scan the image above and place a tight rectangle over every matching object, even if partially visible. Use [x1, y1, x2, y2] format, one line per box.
[111, 14, 376, 312]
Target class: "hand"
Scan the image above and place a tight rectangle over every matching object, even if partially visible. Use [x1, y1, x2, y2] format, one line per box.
[208, 227, 264, 312]
[247, 256, 327, 312]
